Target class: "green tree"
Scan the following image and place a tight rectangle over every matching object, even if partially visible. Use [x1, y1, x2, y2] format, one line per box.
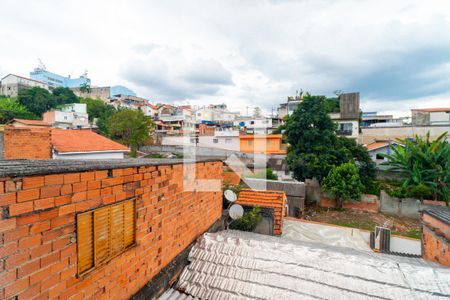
[52, 87, 79, 105]
[0, 97, 37, 123]
[322, 162, 364, 208]
[18, 87, 55, 116]
[107, 109, 153, 157]
[285, 95, 339, 182]
[383, 132, 450, 202]
[229, 206, 262, 231]
[80, 98, 117, 135]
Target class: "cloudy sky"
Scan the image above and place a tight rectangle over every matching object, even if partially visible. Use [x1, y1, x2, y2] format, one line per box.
[1, 0, 450, 117]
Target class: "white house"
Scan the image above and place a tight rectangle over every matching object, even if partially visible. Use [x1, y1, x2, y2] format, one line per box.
[0, 74, 49, 97]
[43, 103, 90, 129]
[365, 141, 402, 163]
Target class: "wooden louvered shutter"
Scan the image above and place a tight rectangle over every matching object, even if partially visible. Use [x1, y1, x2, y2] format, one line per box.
[110, 203, 125, 256]
[77, 212, 94, 274]
[94, 207, 110, 265]
[123, 200, 135, 248]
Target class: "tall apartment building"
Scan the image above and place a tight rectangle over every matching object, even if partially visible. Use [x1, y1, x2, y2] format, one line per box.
[30, 67, 90, 88]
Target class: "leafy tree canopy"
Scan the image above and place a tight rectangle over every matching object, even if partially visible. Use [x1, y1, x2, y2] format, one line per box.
[107, 109, 154, 157]
[322, 162, 364, 208]
[80, 98, 117, 135]
[53, 87, 79, 106]
[0, 97, 37, 123]
[18, 87, 56, 116]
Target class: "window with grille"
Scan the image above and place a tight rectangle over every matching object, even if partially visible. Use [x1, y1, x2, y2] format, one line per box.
[76, 199, 136, 275]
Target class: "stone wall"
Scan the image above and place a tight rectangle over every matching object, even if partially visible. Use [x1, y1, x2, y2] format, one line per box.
[0, 160, 223, 299]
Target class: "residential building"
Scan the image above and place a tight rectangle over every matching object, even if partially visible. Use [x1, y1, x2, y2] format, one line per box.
[361, 112, 404, 127]
[51, 129, 129, 159]
[0, 74, 49, 97]
[110, 94, 148, 109]
[240, 134, 287, 154]
[361, 125, 450, 144]
[11, 118, 51, 128]
[412, 107, 450, 126]
[234, 117, 273, 134]
[158, 105, 195, 134]
[365, 140, 402, 163]
[138, 103, 159, 118]
[71, 85, 137, 103]
[30, 67, 90, 88]
[194, 104, 239, 124]
[43, 103, 90, 129]
[277, 95, 304, 119]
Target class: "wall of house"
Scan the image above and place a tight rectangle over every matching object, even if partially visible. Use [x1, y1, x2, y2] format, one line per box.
[422, 212, 450, 267]
[3, 127, 52, 160]
[53, 151, 125, 160]
[361, 125, 450, 144]
[240, 135, 285, 154]
[430, 111, 450, 125]
[0, 160, 223, 299]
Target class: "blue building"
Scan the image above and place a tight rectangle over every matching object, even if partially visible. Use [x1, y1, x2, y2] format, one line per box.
[30, 68, 91, 88]
[110, 85, 136, 98]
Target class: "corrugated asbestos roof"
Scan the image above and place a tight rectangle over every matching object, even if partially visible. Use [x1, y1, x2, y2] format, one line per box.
[423, 207, 450, 225]
[177, 230, 450, 299]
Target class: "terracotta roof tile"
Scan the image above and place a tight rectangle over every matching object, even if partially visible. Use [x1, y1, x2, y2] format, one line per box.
[366, 142, 389, 151]
[51, 129, 129, 153]
[13, 118, 50, 126]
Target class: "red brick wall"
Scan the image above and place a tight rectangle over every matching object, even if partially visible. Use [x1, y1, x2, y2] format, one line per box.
[4, 127, 52, 160]
[223, 172, 241, 185]
[0, 161, 223, 299]
[422, 213, 450, 267]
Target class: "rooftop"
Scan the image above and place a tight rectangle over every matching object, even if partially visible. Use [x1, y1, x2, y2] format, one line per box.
[0, 158, 220, 178]
[411, 107, 450, 112]
[423, 207, 450, 226]
[51, 129, 129, 153]
[176, 230, 450, 299]
[13, 118, 50, 127]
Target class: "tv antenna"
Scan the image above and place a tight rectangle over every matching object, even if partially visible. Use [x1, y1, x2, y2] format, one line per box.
[38, 58, 46, 70]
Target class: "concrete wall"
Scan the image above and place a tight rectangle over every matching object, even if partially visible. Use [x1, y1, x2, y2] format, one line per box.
[380, 190, 447, 218]
[53, 151, 125, 160]
[243, 178, 305, 216]
[361, 125, 450, 144]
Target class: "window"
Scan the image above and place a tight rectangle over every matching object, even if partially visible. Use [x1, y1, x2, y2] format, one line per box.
[225, 138, 232, 144]
[376, 153, 385, 160]
[247, 140, 253, 146]
[77, 199, 136, 275]
[250, 121, 255, 125]
[267, 140, 272, 147]
[213, 138, 219, 143]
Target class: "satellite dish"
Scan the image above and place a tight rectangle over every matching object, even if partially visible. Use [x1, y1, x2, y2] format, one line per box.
[224, 189, 237, 202]
[229, 204, 244, 220]
[239, 121, 246, 127]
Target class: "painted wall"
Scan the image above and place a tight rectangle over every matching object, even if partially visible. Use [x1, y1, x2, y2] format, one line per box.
[53, 151, 125, 160]
[240, 135, 286, 154]
[361, 125, 450, 144]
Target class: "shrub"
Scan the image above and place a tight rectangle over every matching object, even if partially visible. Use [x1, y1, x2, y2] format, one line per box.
[229, 206, 262, 232]
[244, 168, 278, 180]
[322, 162, 364, 208]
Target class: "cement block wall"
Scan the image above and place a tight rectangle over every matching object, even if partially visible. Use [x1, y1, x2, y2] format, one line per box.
[380, 191, 447, 218]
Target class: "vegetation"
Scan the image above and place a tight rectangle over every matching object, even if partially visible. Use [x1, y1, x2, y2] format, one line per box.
[382, 132, 449, 202]
[17, 87, 56, 116]
[107, 109, 154, 157]
[229, 206, 262, 232]
[0, 97, 37, 123]
[322, 162, 364, 208]
[244, 168, 278, 180]
[80, 98, 117, 135]
[53, 87, 79, 105]
[285, 95, 376, 192]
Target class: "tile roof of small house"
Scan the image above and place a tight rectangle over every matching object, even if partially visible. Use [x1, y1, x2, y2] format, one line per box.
[411, 107, 450, 112]
[237, 189, 286, 208]
[51, 129, 129, 153]
[13, 118, 51, 127]
[175, 230, 450, 299]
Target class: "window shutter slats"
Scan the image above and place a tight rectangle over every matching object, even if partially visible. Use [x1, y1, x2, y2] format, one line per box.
[94, 207, 110, 265]
[77, 199, 135, 276]
[123, 200, 135, 248]
[110, 203, 125, 256]
[77, 212, 94, 274]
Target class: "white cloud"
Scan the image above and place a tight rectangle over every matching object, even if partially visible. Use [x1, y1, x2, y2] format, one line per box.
[1, 0, 450, 115]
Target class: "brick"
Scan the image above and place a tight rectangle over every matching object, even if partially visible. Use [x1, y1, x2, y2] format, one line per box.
[55, 195, 71, 206]
[34, 197, 55, 210]
[87, 189, 100, 200]
[88, 180, 101, 190]
[9, 201, 33, 216]
[22, 176, 45, 189]
[72, 181, 87, 193]
[80, 172, 95, 182]
[48, 281, 67, 298]
[41, 273, 59, 291]
[30, 243, 52, 259]
[30, 221, 51, 234]
[59, 204, 75, 216]
[40, 185, 60, 198]
[19, 235, 41, 249]
[52, 236, 70, 250]
[50, 214, 73, 228]
[30, 266, 51, 285]
[64, 173, 80, 184]
[39, 208, 58, 221]
[60, 184, 73, 195]
[72, 192, 87, 202]
[5, 180, 17, 192]
[60, 265, 77, 280]
[95, 170, 108, 180]
[5, 252, 29, 269]
[0, 270, 16, 289]
[0, 242, 18, 258]
[0, 192, 16, 206]
[18, 282, 41, 300]
[0, 181, 4, 193]
[41, 252, 60, 268]
[44, 174, 64, 186]
[0, 218, 16, 233]
[4, 277, 29, 298]
[17, 259, 40, 278]
[3, 226, 28, 243]
[17, 188, 40, 202]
